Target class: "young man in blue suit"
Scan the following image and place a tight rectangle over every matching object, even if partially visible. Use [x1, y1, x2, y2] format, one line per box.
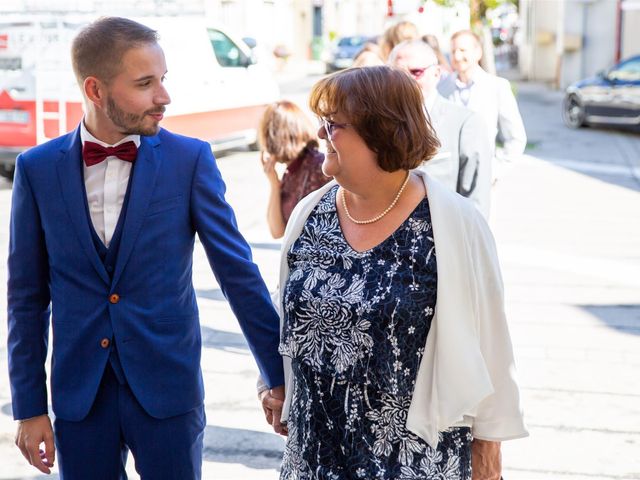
[8, 17, 285, 479]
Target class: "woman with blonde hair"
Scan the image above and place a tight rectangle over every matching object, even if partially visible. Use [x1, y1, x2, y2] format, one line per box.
[380, 20, 419, 60]
[258, 100, 331, 238]
[260, 66, 527, 479]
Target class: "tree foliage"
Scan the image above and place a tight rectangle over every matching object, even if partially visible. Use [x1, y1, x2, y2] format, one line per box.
[430, 0, 518, 24]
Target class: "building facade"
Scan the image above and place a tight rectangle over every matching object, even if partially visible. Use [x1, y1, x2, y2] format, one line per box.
[518, 0, 640, 88]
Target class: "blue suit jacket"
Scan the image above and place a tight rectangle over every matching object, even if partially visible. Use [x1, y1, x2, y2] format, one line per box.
[7, 126, 284, 421]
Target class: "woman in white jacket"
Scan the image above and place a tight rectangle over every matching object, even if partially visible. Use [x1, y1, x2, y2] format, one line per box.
[260, 66, 527, 480]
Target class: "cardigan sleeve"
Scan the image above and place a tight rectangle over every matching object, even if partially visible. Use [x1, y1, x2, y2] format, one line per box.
[467, 213, 528, 441]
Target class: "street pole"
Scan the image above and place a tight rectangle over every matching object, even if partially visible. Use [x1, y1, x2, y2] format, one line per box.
[554, 0, 565, 89]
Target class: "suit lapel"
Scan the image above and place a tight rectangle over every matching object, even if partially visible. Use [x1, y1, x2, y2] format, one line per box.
[111, 134, 161, 288]
[56, 126, 110, 285]
[430, 95, 446, 130]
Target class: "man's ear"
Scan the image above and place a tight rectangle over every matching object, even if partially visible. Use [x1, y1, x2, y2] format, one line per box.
[83, 76, 104, 108]
[434, 65, 442, 81]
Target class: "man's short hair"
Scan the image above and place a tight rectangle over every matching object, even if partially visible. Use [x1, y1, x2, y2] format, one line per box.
[309, 66, 440, 172]
[388, 40, 437, 65]
[71, 17, 158, 85]
[451, 29, 482, 47]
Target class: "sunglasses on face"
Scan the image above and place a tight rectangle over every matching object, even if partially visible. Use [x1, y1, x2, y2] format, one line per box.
[408, 63, 438, 79]
[320, 118, 352, 137]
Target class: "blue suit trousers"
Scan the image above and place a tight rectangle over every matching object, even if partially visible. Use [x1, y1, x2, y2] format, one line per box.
[54, 365, 205, 480]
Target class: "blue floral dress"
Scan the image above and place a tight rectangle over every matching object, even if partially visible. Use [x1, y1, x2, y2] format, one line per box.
[279, 186, 472, 480]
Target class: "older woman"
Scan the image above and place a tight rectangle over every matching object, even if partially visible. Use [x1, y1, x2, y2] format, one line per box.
[262, 66, 527, 480]
[258, 100, 331, 238]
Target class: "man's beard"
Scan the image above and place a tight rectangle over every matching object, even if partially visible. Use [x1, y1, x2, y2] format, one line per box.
[106, 96, 164, 136]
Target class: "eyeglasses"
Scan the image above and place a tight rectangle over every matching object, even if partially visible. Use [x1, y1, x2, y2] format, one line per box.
[408, 63, 438, 79]
[320, 118, 352, 137]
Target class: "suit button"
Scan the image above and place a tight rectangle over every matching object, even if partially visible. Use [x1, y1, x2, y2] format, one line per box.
[109, 294, 120, 304]
[100, 338, 110, 348]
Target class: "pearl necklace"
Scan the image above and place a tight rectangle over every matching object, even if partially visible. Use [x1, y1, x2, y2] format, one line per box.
[340, 172, 411, 225]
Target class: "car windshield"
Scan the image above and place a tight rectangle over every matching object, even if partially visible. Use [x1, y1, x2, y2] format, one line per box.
[337, 36, 366, 47]
[609, 58, 640, 82]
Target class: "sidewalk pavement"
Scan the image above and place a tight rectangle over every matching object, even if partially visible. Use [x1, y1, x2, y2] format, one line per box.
[493, 80, 640, 479]
[0, 80, 639, 479]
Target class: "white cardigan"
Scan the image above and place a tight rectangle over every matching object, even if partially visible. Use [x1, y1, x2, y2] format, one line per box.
[273, 170, 528, 449]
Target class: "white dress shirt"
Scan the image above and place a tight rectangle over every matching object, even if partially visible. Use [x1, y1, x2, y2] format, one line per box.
[80, 122, 140, 247]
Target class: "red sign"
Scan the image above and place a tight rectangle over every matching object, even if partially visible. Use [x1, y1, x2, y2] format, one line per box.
[0, 90, 15, 108]
[0, 34, 8, 49]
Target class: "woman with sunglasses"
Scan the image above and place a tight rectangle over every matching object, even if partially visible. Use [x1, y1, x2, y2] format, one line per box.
[262, 66, 527, 479]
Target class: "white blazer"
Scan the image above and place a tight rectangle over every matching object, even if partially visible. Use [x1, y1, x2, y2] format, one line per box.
[438, 67, 527, 160]
[273, 171, 528, 449]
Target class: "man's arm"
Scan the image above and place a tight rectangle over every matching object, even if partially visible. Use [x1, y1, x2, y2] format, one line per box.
[496, 78, 527, 159]
[190, 142, 284, 388]
[457, 111, 493, 219]
[7, 154, 51, 418]
[7, 154, 55, 473]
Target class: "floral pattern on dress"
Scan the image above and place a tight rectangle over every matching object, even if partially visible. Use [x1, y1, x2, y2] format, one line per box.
[280, 185, 471, 480]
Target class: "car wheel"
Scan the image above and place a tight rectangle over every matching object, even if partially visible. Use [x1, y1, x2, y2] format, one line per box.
[562, 95, 586, 128]
[0, 164, 15, 182]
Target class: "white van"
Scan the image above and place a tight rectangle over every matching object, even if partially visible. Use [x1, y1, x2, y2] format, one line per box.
[0, 15, 279, 180]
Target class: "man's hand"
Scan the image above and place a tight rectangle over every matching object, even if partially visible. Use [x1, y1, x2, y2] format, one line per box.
[15, 414, 55, 474]
[471, 439, 501, 480]
[259, 385, 287, 436]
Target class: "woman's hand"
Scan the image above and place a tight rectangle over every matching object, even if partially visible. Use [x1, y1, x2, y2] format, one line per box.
[471, 439, 501, 480]
[260, 151, 280, 187]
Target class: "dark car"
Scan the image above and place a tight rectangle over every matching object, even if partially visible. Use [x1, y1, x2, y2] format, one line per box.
[562, 55, 640, 129]
[325, 35, 373, 73]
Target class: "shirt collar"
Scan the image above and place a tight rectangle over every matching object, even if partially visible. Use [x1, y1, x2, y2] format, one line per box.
[454, 65, 485, 90]
[80, 119, 141, 149]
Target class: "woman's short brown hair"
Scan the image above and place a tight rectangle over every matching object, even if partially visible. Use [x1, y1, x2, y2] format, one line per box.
[309, 66, 440, 172]
[258, 100, 318, 164]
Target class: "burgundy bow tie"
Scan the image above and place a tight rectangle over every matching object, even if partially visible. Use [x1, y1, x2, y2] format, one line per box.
[83, 141, 138, 167]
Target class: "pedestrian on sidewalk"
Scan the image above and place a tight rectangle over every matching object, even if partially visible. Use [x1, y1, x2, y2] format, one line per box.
[267, 66, 527, 480]
[258, 100, 331, 239]
[379, 20, 420, 61]
[390, 39, 493, 218]
[439, 30, 527, 181]
[422, 34, 452, 73]
[7, 16, 284, 479]
[352, 41, 385, 68]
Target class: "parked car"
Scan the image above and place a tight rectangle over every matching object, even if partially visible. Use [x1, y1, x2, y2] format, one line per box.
[0, 15, 279, 181]
[325, 35, 374, 73]
[562, 55, 640, 129]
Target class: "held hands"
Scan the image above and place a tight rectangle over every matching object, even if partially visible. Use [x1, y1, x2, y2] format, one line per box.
[15, 414, 55, 474]
[260, 385, 288, 436]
